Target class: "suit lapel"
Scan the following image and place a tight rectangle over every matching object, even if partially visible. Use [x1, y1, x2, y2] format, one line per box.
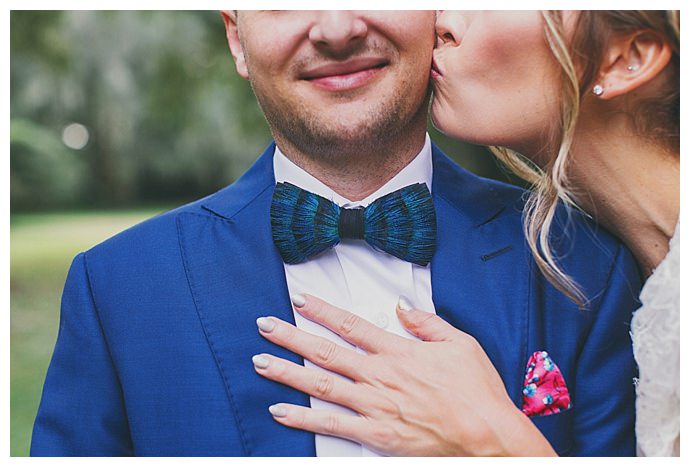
[430, 146, 529, 407]
[177, 145, 315, 456]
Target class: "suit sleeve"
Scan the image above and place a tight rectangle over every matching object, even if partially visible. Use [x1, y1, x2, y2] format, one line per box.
[570, 244, 640, 456]
[31, 253, 133, 456]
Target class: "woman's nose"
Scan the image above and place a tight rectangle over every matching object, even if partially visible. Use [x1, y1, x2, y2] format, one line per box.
[435, 11, 464, 47]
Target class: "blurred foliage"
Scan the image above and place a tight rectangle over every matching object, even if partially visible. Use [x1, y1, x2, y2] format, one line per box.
[10, 11, 513, 213]
[11, 11, 271, 211]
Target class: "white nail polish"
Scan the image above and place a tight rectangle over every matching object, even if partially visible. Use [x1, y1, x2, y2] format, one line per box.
[252, 355, 270, 369]
[256, 317, 275, 332]
[291, 294, 306, 308]
[397, 295, 413, 311]
[269, 404, 288, 417]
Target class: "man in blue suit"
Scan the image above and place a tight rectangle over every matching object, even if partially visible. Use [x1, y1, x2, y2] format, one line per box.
[31, 11, 640, 456]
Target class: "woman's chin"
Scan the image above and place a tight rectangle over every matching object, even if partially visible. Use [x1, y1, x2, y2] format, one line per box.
[430, 109, 476, 144]
[429, 104, 458, 140]
[430, 104, 519, 150]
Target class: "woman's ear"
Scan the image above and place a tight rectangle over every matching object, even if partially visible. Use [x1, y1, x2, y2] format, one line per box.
[220, 10, 249, 80]
[593, 30, 672, 100]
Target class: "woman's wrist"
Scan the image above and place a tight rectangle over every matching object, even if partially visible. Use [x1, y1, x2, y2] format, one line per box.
[445, 398, 557, 456]
[499, 405, 558, 456]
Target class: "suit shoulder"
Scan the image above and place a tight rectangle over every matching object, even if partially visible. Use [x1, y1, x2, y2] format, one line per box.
[432, 149, 528, 226]
[83, 188, 231, 262]
[81, 144, 273, 271]
[433, 149, 638, 301]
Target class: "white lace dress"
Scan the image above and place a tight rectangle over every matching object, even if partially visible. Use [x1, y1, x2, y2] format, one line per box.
[631, 222, 680, 456]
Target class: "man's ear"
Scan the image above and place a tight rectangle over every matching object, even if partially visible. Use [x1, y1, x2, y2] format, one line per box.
[220, 10, 249, 80]
[594, 30, 672, 100]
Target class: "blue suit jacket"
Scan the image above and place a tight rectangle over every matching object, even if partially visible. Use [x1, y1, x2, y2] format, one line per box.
[31, 143, 641, 456]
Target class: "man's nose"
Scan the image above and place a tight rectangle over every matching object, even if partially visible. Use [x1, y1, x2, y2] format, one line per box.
[308, 11, 368, 53]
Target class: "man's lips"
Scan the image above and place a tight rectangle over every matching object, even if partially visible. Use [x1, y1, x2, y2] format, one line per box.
[300, 57, 389, 91]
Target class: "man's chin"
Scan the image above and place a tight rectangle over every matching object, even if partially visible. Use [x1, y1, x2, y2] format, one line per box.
[301, 122, 387, 150]
[275, 119, 396, 160]
[262, 85, 427, 158]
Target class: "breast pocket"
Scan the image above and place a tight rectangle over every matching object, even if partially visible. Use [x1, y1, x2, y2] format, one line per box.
[530, 409, 574, 456]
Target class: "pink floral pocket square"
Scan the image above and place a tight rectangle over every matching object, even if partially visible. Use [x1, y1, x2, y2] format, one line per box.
[521, 351, 572, 417]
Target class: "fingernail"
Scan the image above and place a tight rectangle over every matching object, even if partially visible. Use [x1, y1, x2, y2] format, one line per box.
[291, 294, 306, 308]
[269, 404, 288, 417]
[397, 295, 413, 311]
[252, 354, 270, 369]
[256, 317, 275, 332]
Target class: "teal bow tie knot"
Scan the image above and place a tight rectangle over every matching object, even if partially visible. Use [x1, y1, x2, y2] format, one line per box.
[270, 182, 436, 266]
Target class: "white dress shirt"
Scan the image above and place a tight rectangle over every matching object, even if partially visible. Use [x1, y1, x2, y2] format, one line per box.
[273, 135, 437, 457]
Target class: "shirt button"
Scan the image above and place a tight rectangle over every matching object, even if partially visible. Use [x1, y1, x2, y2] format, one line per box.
[374, 312, 389, 329]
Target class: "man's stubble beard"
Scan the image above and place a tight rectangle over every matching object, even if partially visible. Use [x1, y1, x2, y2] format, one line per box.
[251, 80, 431, 170]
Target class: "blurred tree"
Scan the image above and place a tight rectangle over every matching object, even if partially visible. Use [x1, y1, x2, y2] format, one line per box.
[10, 11, 513, 212]
[11, 11, 272, 211]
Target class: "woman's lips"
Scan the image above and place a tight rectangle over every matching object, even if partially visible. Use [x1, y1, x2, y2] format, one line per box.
[301, 58, 388, 92]
[430, 54, 443, 80]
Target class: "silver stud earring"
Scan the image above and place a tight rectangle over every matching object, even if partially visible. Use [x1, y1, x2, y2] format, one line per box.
[592, 84, 604, 96]
[627, 64, 639, 72]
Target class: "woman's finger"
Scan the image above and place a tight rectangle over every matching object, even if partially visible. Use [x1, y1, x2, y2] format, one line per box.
[256, 316, 368, 381]
[291, 294, 405, 354]
[252, 353, 380, 415]
[396, 298, 465, 342]
[267, 403, 373, 446]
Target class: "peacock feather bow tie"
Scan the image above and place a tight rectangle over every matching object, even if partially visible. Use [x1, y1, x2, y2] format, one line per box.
[270, 182, 436, 266]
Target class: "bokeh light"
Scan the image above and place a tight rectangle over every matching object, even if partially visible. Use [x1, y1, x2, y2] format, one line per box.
[61, 123, 90, 150]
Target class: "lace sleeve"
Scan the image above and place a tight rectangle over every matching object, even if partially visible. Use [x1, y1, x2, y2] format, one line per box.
[631, 222, 680, 457]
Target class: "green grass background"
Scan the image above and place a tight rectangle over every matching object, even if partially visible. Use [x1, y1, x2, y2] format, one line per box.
[10, 209, 167, 456]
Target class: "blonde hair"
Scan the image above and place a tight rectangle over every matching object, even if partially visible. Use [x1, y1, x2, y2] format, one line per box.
[490, 11, 680, 307]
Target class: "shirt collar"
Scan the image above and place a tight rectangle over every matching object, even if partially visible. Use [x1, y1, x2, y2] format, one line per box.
[273, 133, 432, 208]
